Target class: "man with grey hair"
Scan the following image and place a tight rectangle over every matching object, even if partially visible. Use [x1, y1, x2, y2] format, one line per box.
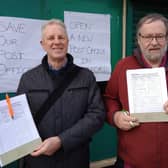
[104, 13, 168, 168]
[17, 18, 105, 168]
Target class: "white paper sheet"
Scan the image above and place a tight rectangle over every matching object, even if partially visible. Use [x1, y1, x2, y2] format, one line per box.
[0, 94, 41, 166]
[64, 11, 111, 81]
[126, 67, 168, 122]
[0, 16, 46, 93]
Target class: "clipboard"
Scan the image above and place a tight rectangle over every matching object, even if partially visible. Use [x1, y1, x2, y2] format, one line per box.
[0, 94, 42, 167]
[127, 67, 168, 123]
[131, 112, 168, 122]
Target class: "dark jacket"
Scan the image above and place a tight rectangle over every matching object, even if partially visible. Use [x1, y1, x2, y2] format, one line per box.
[17, 54, 105, 168]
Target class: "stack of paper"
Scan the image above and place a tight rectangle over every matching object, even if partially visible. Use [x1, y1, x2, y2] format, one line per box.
[0, 94, 42, 167]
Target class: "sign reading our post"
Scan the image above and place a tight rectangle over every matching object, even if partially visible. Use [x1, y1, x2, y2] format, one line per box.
[0, 16, 46, 93]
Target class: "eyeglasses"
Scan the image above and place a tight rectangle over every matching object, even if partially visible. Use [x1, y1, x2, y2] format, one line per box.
[139, 33, 167, 43]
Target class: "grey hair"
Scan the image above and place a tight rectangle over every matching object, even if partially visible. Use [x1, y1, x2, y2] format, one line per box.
[134, 13, 168, 46]
[136, 13, 168, 39]
[41, 19, 68, 38]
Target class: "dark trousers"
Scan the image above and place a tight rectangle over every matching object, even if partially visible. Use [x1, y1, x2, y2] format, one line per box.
[114, 157, 124, 168]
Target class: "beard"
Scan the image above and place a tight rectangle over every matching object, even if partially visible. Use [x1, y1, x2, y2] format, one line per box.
[144, 45, 167, 63]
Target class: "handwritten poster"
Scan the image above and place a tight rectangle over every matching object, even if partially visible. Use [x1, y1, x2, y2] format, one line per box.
[0, 17, 46, 93]
[64, 11, 111, 81]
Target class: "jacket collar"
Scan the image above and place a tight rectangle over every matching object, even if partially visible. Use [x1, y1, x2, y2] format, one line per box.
[41, 53, 74, 71]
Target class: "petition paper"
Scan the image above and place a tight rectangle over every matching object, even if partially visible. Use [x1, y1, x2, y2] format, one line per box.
[127, 67, 168, 114]
[0, 94, 41, 166]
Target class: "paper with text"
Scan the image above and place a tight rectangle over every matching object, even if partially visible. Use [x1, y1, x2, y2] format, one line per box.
[0, 94, 41, 167]
[64, 11, 111, 81]
[127, 67, 168, 122]
[0, 16, 46, 93]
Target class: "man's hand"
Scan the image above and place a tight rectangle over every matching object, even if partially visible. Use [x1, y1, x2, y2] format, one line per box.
[113, 111, 140, 131]
[164, 100, 168, 114]
[31, 136, 62, 156]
